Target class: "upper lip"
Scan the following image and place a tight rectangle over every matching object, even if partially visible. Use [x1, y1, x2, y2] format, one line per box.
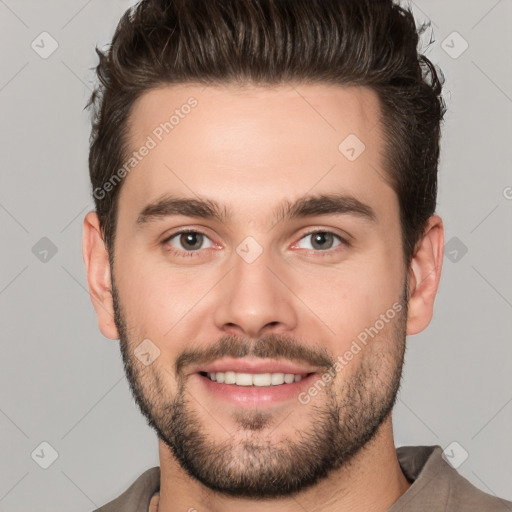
[192, 358, 318, 376]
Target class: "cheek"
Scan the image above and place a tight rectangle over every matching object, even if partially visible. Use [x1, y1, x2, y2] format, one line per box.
[290, 250, 403, 348]
[115, 254, 216, 336]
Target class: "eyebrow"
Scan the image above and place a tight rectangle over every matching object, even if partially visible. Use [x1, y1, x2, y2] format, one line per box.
[135, 193, 376, 227]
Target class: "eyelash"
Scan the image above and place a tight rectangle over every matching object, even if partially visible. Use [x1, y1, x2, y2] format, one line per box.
[161, 229, 350, 259]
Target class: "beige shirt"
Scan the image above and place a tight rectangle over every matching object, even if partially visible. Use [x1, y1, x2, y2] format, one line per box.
[93, 445, 512, 512]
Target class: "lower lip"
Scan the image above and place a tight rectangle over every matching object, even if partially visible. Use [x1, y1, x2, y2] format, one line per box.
[194, 372, 318, 407]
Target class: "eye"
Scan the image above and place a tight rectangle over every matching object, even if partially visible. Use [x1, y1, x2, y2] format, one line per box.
[164, 230, 214, 254]
[295, 231, 346, 251]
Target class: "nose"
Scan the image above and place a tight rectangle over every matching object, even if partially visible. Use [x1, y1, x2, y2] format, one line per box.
[213, 247, 298, 338]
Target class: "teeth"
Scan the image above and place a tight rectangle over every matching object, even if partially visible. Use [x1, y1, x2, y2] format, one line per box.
[253, 373, 272, 386]
[224, 371, 236, 384]
[206, 371, 305, 386]
[284, 373, 295, 384]
[271, 373, 285, 385]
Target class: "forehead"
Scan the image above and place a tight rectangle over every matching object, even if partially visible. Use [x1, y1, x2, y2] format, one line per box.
[118, 82, 394, 225]
[127, 82, 382, 156]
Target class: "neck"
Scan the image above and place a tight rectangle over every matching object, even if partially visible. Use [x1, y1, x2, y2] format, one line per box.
[155, 418, 411, 512]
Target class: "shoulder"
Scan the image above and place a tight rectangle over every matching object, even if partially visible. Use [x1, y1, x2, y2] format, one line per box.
[392, 445, 512, 512]
[92, 467, 160, 512]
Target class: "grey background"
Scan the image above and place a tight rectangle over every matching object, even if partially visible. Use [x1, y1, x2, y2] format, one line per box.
[1, 0, 511, 510]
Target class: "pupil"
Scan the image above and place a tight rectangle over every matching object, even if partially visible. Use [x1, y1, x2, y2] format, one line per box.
[312, 232, 332, 250]
[181, 232, 202, 250]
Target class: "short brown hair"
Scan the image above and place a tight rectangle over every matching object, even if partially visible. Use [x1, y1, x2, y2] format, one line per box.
[87, 0, 446, 264]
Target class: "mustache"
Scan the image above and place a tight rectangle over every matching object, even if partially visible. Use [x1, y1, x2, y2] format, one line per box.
[175, 333, 334, 377]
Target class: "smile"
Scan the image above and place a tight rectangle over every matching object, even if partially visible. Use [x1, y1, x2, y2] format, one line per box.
[200, 371, 310, 386]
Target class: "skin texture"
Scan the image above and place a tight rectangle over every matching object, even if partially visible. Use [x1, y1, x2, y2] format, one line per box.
[83, 83, 444, 512]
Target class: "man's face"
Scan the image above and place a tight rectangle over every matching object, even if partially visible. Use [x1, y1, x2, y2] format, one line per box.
[111, 83, 408, 497]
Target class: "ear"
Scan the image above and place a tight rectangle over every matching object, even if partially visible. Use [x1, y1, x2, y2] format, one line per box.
[406, 214, 444, 335]
[82, 211, 119, 340]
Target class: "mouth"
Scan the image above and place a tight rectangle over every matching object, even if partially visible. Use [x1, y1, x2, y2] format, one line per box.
[199, 370, 314, 387]
[191, 357, 319, 377]
[193, 362, 320, 407]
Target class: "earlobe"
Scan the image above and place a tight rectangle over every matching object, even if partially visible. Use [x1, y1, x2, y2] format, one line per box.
[406, 215, 444, 336]
[82, 211, 119, 340]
